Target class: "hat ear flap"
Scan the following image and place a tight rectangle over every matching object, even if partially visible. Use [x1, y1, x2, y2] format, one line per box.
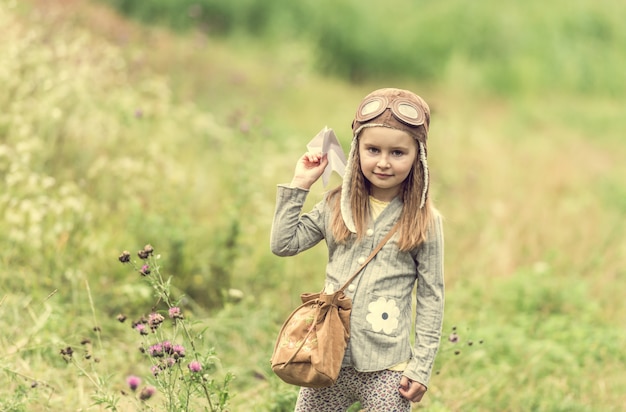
[418, 140, 429, 209]
[340, 137, 358, 233]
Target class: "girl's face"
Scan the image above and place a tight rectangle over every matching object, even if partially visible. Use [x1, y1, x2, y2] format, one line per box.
[358, 127, 418, 202]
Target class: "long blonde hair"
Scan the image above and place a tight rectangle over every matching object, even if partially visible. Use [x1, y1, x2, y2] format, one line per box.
[328, 131, 434, 252]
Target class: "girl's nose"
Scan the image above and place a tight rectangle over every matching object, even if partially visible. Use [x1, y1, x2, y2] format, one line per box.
[377, 155, 391, 169]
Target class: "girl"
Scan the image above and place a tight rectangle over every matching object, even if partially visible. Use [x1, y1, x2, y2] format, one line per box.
[271, 88, 444, 411]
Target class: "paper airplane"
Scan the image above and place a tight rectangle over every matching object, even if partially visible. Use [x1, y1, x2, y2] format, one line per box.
[306, 126, 347, 187]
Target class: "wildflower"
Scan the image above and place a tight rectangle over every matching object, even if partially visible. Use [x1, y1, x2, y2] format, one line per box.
[173, 344, 186, 359]
[161, 341, 173, 355]
[138, 244, 154, 259]
[150, 365, 160, 376]
[137, 249, 150, 259]
[148, 312, 165, 330]
[135, 324, 148, 336]
[140, 264, 151, 276]
[148, 343, 163, 357]
[60, 346, 74, 361]
[139, 386, 156, 401]
[126, 375, 141, 391]
[117, 314, 127, 323]
[168, 306, 183, 319]
[448, 332, 459, 343]
[118, 251, 131, 263]
[188, 361, 202, 373]
[164, 357, 176, 368]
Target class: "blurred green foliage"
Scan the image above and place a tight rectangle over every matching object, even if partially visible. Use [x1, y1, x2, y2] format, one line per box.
[99, 0, 626, 95]
[2, 0, 626, 410]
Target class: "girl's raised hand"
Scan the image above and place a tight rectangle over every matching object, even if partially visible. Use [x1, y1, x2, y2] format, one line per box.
[290, 152, 328, 190]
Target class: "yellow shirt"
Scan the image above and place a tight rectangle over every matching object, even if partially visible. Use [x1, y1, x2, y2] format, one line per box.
[369, 196, 389, 220]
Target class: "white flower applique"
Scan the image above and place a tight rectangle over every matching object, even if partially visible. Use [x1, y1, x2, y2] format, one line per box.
[366, 297, 400, 334]
[323, 283, 336, 294]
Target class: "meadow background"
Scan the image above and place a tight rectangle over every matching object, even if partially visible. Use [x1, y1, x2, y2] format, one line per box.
[1, 0, 625, 410]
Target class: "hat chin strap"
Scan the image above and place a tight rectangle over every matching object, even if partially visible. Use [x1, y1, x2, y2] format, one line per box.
[341, 127, 429, 232]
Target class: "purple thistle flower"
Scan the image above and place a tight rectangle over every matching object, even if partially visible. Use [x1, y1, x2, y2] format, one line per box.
[448, 332, 459, 343]
[168, 306, 183, 319]
[118, 251, 131, 263]
[173, 344, 186, 358]
[188, 360, 202, 373]
[148, 312, 165, 330]
[150, 365, 160, 376]
[126, 375, 141, 391]
[161, 340, 173, 355]
[140, 264, 151, 276]
[139, 386, 156, 401]
[135, 324, 148, 336]
[148, 343, 163, 357]
[137, 249, 150, 259]
[164, 357, 176, 368]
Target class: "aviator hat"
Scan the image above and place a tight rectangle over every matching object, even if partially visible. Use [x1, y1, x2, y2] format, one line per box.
[341, 88, 431, 232]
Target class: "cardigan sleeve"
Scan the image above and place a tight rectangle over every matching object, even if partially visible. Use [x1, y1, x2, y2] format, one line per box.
[270, 185, 326, 256]
[404, 212, 445, 387]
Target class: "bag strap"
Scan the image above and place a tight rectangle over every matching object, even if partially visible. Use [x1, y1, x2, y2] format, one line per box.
[279, 224, 399, 369]
[337, 222, 399, 293]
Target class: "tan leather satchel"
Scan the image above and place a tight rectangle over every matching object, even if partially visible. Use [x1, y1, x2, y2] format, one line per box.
[270, 226, 398, 388]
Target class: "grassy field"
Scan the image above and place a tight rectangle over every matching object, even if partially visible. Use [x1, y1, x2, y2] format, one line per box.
[1, 0, 626, 411]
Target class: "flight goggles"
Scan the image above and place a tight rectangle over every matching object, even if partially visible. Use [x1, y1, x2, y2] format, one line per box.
[355, 95, 428, 128]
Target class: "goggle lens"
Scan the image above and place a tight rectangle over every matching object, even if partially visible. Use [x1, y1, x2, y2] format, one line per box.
[356, 96, 426, 127]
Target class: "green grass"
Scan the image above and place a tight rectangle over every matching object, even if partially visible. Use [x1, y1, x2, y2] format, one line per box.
[1, 0, 626, 410]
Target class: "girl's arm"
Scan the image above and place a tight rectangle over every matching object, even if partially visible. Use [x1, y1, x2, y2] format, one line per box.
[270, 152, 329, 256]
[404, 212, 445, 388]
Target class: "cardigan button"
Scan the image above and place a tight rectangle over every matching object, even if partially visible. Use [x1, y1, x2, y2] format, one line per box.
[357, 256, 366, 264]
[366, 229, 374, 236]
[348, 284, 356, 292]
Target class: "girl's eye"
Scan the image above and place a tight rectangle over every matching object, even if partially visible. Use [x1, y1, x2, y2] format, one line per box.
[392, 150, 405, 157]
[367, 147, 380, 154]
